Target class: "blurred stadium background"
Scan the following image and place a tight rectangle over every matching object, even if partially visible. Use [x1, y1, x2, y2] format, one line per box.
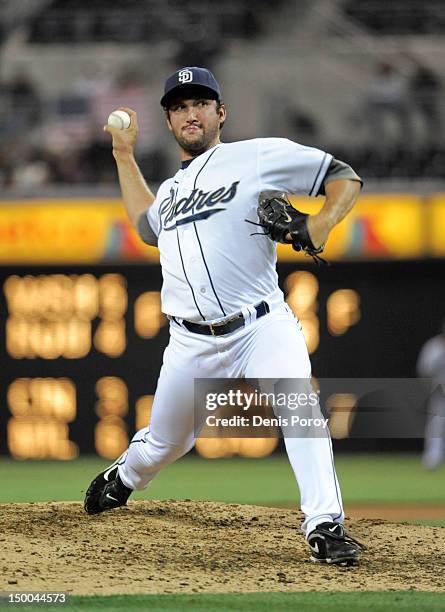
[1, 0, 444, 520]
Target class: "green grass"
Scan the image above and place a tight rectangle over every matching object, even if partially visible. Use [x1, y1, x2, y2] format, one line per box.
[334, 454, 445, 504]
[2, 591, 445, 611]
[404, 519, 445, 527]
[1, 454, 445, 506]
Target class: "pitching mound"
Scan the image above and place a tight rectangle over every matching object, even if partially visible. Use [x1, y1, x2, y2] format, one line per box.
[1, 501, 443, 595]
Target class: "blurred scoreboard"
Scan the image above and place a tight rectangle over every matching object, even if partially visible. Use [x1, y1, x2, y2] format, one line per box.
[1, 260, 442, 459]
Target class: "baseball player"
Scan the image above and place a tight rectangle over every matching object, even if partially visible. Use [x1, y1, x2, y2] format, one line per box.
[416, 318, 445, 469]
[84, 67, 363, 566]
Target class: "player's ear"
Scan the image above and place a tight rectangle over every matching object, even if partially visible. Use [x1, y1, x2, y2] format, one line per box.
[217, 102, 226, 130]
[164, 109, 173, 132]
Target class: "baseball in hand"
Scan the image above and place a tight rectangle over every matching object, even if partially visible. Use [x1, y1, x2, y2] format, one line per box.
[107, 110, 131, 130]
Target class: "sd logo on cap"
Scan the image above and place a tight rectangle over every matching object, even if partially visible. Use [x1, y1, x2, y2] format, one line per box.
[160, 66, 221, 108]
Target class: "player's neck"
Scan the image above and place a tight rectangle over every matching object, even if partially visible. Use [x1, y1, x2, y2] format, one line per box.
[179, 138, 221, 163]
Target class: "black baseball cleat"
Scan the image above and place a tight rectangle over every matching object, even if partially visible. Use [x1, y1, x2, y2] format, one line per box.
[307, 522, 363, 566]
[84, 454, 133, 515]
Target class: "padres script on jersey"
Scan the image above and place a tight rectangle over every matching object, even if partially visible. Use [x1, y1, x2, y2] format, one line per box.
[146, 138, 332, 322]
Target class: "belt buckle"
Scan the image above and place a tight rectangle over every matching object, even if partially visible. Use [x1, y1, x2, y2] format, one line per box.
[209, 320, 225, 336]
[209, 314, 239, 336]
[209, 323, 217, 336]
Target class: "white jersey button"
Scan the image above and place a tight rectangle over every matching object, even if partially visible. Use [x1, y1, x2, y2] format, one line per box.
[200, 287, 206, 294]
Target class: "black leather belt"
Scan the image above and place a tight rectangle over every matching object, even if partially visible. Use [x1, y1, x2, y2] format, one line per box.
[174, 301, 270, 337]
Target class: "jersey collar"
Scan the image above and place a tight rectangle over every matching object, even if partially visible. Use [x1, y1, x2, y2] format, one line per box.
[179, 143, 223, 170]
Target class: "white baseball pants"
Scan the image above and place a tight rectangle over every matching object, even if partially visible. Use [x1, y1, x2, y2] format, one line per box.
[119, 302, 344, 536]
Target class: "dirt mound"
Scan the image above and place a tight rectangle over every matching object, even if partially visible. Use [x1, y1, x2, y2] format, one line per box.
[0, 501, 443, 595]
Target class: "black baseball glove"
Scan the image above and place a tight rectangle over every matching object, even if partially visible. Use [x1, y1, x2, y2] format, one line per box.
[257, 191, 326, 262]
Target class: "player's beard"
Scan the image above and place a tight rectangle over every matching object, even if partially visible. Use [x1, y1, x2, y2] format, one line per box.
[174, 122, 220, 157]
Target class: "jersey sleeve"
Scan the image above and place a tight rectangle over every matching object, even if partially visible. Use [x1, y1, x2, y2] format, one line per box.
[146, 201, 160, 237]
[319, 158, 363, 196]
[137, 211, 158, 247]
[144, 177, 173, 239]
[257, 138, 333, 196]
[134, 200, 160, 248]
[135, 178, 170, 247]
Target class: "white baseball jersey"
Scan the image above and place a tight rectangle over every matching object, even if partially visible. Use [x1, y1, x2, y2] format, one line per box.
[145, 138, 332, 322]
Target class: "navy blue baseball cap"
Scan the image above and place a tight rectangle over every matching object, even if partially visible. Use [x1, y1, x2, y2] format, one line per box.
[160, 67, 221, 108]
